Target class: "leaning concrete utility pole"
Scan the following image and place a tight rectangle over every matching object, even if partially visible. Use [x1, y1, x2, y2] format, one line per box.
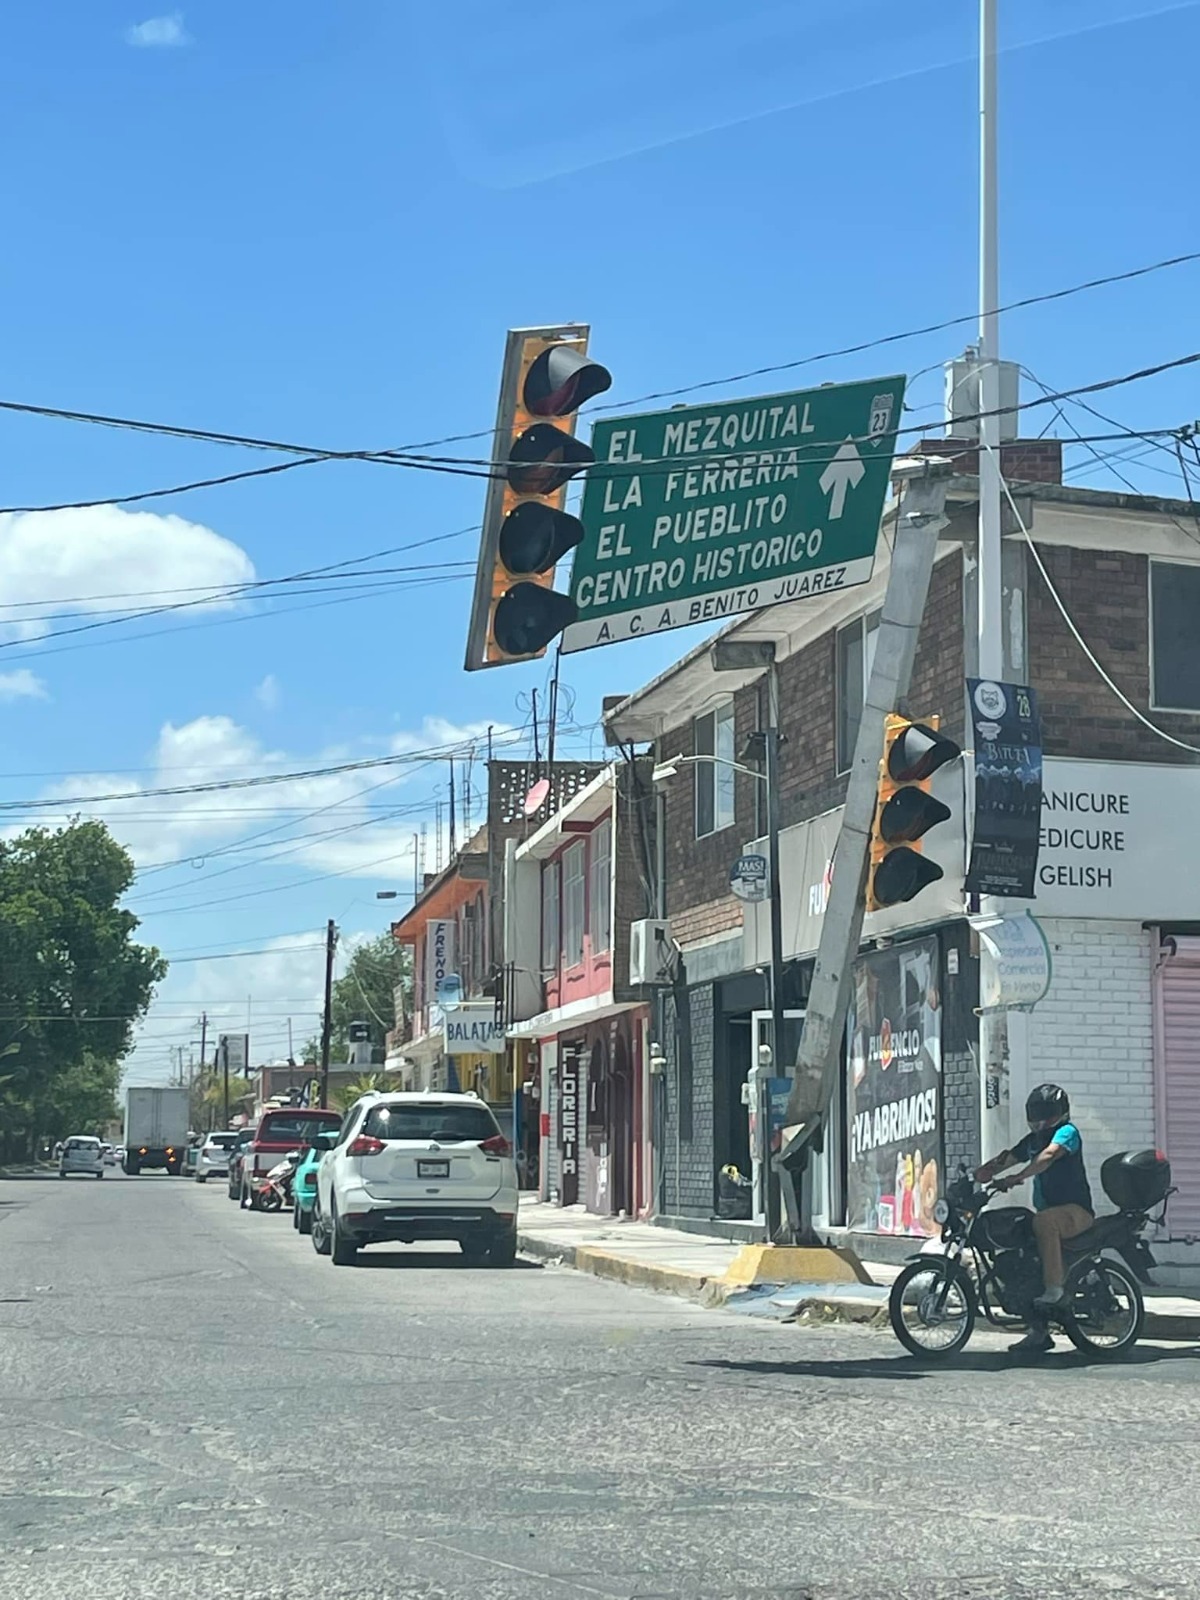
[775, 459, 953, 1242]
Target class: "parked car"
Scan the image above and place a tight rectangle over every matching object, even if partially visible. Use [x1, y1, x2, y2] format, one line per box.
[292, 1132, 338, 1234]
[101, 1143, 117, 1167]
[181, 1141, 201, 1178]
[59, 1136, 106, 1179]
[226, 1128, 257, 1201]
[240, 1108, 342, 1209]
[195, 1131, 239, 1183]
[114, 1146, 126, 1167]
[310, 1091, 518, 1267]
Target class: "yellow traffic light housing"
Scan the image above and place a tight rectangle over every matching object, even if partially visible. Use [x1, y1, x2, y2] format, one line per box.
[465, 325, 611, 671]
[868, 714, 961, 910]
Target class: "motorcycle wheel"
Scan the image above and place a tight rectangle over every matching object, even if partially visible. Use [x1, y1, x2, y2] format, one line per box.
[1063, 1257, 1144, 1357]
[889, 1259, 976, 1358]
[260, 1188, 283, 1213]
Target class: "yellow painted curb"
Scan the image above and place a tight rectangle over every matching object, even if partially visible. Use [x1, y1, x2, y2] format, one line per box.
[572, 1246, 710, 1299]
[722, 1243, 871, 1287]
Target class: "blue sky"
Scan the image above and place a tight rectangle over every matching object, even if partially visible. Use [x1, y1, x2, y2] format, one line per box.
[1, 0, 1197, 1081]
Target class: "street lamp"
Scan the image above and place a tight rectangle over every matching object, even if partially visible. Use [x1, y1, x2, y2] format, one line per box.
[651, 693, 786, 1241]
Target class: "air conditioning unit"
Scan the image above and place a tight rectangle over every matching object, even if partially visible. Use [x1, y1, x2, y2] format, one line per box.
[629, 918, 675, 986]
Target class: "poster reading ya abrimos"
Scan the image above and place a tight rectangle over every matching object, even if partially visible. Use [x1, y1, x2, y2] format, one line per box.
[846, 936, 943, 1236]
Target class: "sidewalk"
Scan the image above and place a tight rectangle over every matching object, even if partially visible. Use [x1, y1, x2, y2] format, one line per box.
[516, 1200, 1200, 1341]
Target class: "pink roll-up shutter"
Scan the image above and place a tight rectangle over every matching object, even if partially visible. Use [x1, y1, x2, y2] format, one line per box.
[1153, 936, 1200, 1240]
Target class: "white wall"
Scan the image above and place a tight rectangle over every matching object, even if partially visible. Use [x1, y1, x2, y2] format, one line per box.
[1021, 920, 1156, 1203]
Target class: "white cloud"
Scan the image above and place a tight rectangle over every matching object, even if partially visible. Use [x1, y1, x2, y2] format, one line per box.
[0, 504, 255, 643]
[0, 668, 48, 702]
[125, 11, 191, 48]
[254, 673, 281, 711]
[390, 716, 509, 754]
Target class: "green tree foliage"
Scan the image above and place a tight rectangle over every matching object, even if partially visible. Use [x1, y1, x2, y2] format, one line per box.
[334, 1072, 386, 1112]
[0, 822, 166, 1161]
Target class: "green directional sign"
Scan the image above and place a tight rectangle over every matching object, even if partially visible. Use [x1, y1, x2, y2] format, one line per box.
[562, 375, 906, 654]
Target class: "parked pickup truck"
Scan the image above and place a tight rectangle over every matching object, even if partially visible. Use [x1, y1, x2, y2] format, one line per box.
[239, 1107, 343, 1207]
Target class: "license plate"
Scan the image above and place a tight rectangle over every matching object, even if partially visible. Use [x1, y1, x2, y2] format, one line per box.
[418, 1160, 450, 1179]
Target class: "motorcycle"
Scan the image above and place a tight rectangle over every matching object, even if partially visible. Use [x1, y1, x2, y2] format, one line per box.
[888, 1147, 1173, 1359]
[256, 1149, 302, 1213]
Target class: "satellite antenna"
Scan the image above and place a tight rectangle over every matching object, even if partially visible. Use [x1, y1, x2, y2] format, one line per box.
[523, 777, 551, 817]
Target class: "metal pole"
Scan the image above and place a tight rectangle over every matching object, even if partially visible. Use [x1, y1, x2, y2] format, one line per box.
[977, 0, 1009, 1169]
[978, 0, 1003, 681]
[764, 664, 786, 1241]
[319, 918, 337, 1109]
[221, 1037, 230, 1130]
[777, 465, 953, 1238]
[198, 1011, 207, 1130]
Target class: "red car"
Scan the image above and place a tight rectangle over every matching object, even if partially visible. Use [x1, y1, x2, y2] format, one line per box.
[238, 1107, 343, 1209]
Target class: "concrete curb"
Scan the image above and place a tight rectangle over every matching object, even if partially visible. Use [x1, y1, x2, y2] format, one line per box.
[518, 1231, 722, 1303]
[519, 1231, 1200, 1341]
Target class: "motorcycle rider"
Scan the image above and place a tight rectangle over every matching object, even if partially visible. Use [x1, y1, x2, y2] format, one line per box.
[974, 1083, 1094, 1354]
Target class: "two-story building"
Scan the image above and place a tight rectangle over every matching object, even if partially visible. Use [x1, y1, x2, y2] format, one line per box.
[503, 759, 658, 1217]
[604, 433, 1200, 1275]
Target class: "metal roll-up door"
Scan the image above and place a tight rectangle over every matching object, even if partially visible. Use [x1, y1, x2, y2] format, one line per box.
[1155, 937, 1200, 1239]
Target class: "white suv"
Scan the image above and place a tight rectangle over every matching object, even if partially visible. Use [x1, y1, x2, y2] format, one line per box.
[311, 1092, 519, 1268]
[195, 1130, 238, 1183]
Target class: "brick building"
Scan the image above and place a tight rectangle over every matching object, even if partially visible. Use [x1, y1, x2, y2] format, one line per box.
[604, 443, 1200, 1274]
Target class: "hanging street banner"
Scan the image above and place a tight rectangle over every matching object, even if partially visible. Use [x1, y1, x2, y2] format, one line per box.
[964, 679, 1044, 898]
[562, 375, 906, 653]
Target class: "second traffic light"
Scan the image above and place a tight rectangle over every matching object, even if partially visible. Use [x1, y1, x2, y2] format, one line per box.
[464, 326, 611, 671]
[869, 715, 961, 910]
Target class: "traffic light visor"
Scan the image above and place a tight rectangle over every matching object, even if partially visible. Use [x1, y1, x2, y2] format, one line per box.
[498, 502, 584, 577]
[507, 424, 595, 497]
[492, 584, 579, 658]
[872, 847, 945, 907]
[523, 346, 612, 418]
[878, 787, 952, 845]
[886, 723, 961, 783]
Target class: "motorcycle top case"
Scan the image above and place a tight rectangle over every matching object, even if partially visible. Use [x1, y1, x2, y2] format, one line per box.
[1101, 1149, 1171, 1211]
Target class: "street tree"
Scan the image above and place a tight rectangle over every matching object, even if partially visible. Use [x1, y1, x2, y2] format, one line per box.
[0, 822, 166, 1160]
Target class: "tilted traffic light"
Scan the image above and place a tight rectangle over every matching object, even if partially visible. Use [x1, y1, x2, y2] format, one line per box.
[464, 325, 611, 671]
[868, 714, 962, 910]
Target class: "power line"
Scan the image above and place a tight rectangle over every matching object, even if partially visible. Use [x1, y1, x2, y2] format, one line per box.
[1, 249, 1197, 509]
[0, 570, 470, 666]
[0, 726, 529, 812]
[995, 455, 1200, 757]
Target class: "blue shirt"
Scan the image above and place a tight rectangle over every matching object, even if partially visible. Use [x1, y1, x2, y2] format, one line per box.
[1013, 1122, 1094, 1214]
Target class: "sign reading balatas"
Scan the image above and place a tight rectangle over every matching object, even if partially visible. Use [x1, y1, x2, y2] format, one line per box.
[564, 376, 905, 652]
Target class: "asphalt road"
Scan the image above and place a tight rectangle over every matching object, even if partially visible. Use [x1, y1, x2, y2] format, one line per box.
[1, 1172, 1198, 1600]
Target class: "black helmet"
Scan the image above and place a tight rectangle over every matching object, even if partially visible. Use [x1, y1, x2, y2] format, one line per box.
[1026, 1082, 1070, 1132]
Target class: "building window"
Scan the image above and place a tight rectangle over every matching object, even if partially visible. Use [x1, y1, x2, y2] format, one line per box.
[1150, 560, 1200, 712]
[836, 609, 881, 771]
[694, 700, 736, 838]
[589, 819, 612, 953]
[563, 842, 586, 968]
[541, 860, 559, 974]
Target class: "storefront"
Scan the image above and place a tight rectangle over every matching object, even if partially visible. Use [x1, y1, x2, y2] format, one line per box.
[522, 1005, 648, 1216]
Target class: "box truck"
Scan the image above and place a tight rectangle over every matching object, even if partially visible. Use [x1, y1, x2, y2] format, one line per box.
[124, 1086, 190, 1175]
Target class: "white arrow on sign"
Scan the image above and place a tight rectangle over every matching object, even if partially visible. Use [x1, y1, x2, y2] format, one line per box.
[818, 438, 866, 520]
